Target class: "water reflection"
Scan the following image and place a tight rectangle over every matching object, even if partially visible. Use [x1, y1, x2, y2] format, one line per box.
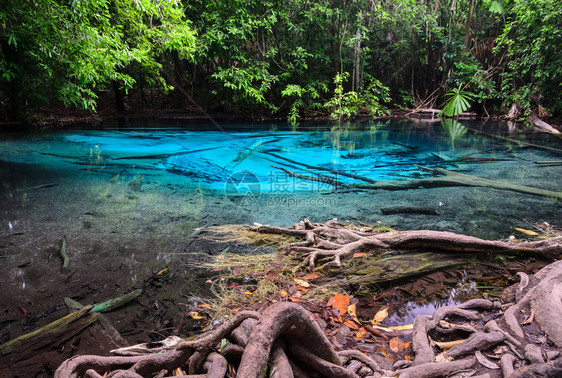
[441, 119, 467, 150]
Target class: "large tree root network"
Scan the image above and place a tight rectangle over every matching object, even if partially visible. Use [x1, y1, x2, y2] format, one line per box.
[55, 302, 385, 378]
[251, 219, 562, 268]
[55, 259, 562, 377]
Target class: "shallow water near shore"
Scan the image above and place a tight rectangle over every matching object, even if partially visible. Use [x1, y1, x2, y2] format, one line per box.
[0, 118, 560, 350]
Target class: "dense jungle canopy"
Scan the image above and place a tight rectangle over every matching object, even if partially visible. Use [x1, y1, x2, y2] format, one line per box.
[0, 0, 561, 123]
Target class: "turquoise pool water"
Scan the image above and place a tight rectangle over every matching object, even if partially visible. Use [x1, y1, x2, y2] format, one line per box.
[1, 119, 561, 239]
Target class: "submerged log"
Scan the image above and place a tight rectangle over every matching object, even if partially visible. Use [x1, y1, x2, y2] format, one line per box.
[0, 306, 98, 365]
[380, 205, 439, 215]
[274, 164, 562, 202]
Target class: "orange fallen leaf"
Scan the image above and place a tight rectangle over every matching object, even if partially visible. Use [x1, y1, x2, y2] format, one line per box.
[356, 327, 368, 338]
[331, 294, 350, 316]
[280, 290, 288, 298]
[404, 355, 412, 361]
[344, 320, 359, 329]
[372, 306, 389, 323]
[174, 367, 186, 376]
[389, 336, 406, 352]
[352, 252, 366, 258]
[288, 296, 307, 302]
[301, 272, 320, 280]
[278, 250, 287, 254]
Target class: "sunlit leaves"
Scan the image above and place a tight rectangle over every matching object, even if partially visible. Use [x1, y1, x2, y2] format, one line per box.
[440, 85, 475, 117]
[0, 0, 196, 113]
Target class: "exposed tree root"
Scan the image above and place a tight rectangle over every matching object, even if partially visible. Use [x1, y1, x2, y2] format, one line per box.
[251, 219, 562, 268]
[55, 257, 562, 377]
[54, 302, 385, 378]
[52, 220, 562, 377]
[403, 259, 562, 377]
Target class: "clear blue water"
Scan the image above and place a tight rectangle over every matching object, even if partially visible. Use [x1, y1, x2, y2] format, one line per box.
[0, 119, 560, 338]
[1, 120, 561, 237]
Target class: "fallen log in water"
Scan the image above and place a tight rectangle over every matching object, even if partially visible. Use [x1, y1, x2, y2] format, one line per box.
[0, 306, 98, 365]
[273, 162, 562, 201]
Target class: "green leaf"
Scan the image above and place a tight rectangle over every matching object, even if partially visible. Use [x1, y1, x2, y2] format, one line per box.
[440, 86, 475, 117]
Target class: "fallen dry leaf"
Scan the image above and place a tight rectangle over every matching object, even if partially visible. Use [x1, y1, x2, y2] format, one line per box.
[365, 325, 389, 339]
[435, 351, 452, 363]
[347, 304, 360, 323]
[522, 309, 535, 324]
[352, 252, 366, 258]
[372, 306, 389, 323]
[369, 323, 413, 332]
[331, 294, 350, 316]
[431, 338, 468, 350]
[293, 278, 310, 287]
[301, 272, 320, 280]
[356, 327, 368, 338]
[389, 337, 406, 352]
[514, 227, 539, 236]
[475, 351, 500, 369]
[344, 320, 359, 330]
[187, 311, 204, 320]
[280, 290, 288, 298]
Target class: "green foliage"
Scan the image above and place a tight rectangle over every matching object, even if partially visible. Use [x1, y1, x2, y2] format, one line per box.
[440, 85, 475, 117]
[441, 118, 468, 149]
[1, 0, 559, 121]
[323, 73, 389, 122]
[495, 0, 562, 115]
[360, 75, 391, 117]
[0, 0, 195, 119]
[324, 73, 356, 122]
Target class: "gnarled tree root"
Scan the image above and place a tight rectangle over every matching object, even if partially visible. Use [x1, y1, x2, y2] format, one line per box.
[54, 230, 562, 378]
[403, 260, 562, 377]
[251, 219, 562, 268]
[55, 302, 383, 378]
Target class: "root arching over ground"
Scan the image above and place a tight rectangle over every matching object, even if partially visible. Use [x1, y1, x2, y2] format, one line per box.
[52, 220, 562, 377]
[251, 219, 562, 268]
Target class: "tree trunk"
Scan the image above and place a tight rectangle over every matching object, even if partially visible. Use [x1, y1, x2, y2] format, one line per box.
[463, 0, 475, 51]
[352, 12, 362, 93]
[112, 81, 126, 113]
